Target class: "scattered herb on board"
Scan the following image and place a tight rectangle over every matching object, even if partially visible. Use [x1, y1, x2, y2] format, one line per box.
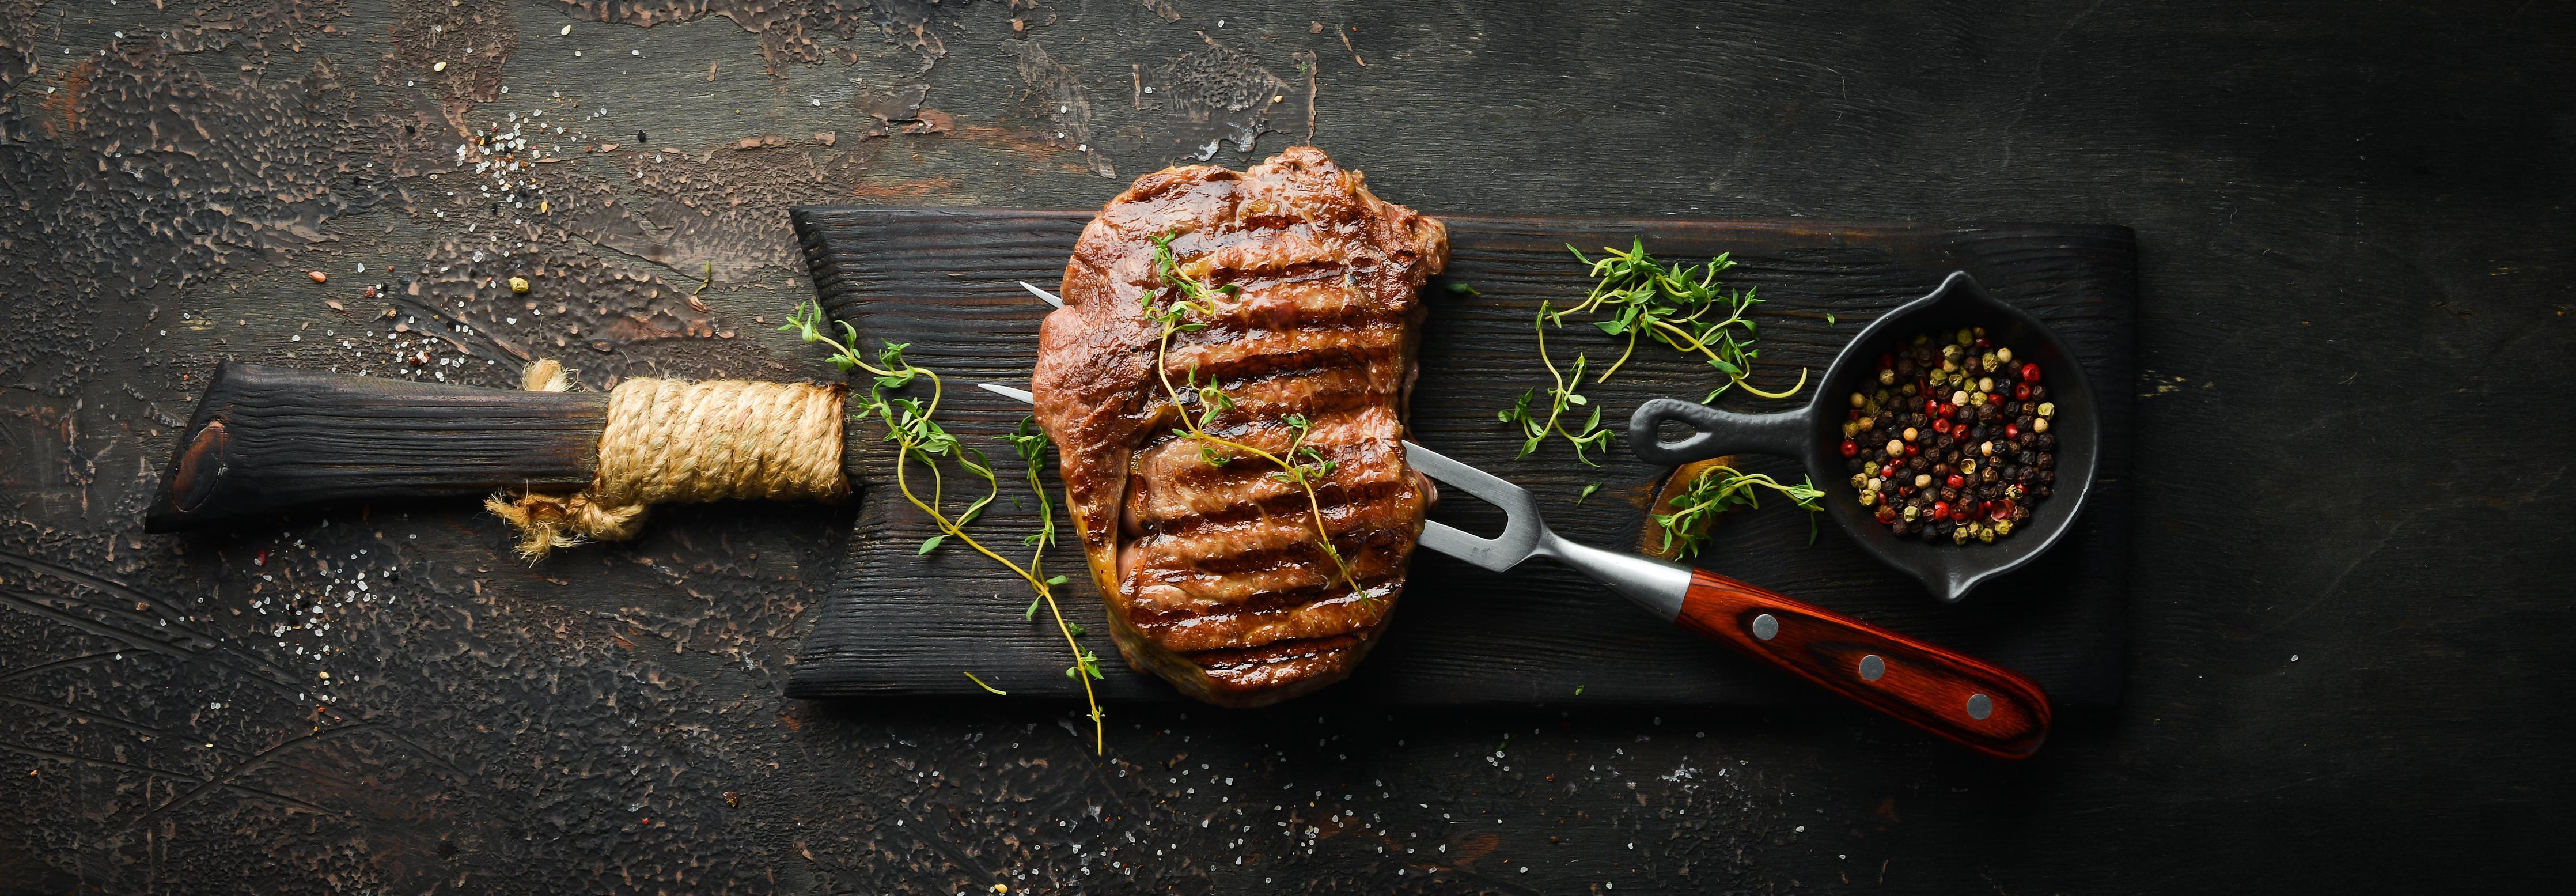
[1653, 464, 1825, 559]
[1577, 482, 1603, 504]
[785, 301, 1107, 751]
[1145, 233, 1369, 600]
[1500, 238, 1809, 462]
[1497, 300, 1615, 464]
[1560, 239, 1808, 400]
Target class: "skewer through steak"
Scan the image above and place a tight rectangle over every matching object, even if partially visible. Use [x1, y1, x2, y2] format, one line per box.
[1031, 146, 1450, 706]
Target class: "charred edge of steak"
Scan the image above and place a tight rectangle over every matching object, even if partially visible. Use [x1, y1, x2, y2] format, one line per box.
[1099, 592, 1392, 708]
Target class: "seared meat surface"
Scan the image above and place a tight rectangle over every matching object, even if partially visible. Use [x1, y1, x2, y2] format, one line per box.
[1032, 147, 1449, 706]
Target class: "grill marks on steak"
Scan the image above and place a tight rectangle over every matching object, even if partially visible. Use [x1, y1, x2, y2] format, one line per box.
[1031, 146, 1448, 706]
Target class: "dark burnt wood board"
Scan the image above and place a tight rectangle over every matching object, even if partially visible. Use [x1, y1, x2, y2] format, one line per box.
[784, 208, 2135, 708]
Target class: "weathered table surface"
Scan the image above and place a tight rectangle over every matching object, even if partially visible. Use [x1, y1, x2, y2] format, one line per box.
[1, 2, 2566, 893]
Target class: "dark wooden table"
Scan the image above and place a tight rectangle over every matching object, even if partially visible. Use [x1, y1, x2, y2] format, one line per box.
[2, 2, 2566, 893]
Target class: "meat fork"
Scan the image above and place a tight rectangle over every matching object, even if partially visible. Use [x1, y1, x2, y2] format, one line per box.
[995, 278, 2048, 758]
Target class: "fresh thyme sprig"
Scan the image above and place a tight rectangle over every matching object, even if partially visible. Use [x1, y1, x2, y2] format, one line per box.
[1498, 300, 1616, 464]
[1652, 463, 1825, 559]
[783, 300, 1107, 753]
[1499, 239, 1809, 467]
[1559, 239, 1809, 402]
[1145, 233, 1369, 600]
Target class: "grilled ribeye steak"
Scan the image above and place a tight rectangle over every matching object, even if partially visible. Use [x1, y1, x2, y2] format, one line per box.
[1032, 147, 1450, 706]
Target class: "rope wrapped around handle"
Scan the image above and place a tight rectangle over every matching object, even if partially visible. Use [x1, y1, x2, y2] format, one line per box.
[486, 360, 848, 559]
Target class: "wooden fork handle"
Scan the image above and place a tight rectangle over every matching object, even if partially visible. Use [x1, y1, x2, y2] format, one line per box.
[1674, 568, 2052, 759]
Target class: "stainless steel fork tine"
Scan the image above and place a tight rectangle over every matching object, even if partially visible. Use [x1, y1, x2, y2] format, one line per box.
[1400, 440, 1526, 504]
[1403, 440, 1545, 573]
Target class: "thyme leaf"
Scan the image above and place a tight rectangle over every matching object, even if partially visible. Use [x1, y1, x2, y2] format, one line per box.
[1501, 240, 1809, 456]
[787, 300, 1106, 753]
[1651, 464, 1825, 559]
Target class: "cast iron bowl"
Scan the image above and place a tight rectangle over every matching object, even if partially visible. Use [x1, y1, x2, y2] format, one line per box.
[1627, 270, 2100, 603]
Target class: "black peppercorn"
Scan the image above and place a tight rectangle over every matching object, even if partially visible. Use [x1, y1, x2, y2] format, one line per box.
[2037, 452, 2055, 468]
[2036, 433, 2057, 450]
[2017, 450, 2037, 467]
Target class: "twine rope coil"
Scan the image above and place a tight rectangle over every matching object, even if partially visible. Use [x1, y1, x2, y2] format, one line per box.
[487, 360, 848, 559]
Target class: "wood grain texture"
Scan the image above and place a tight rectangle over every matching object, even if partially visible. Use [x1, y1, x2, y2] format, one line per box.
[785, 208, 2136, 708]
[141, 363, 609, 532]
[1673, 568, 2052, 759]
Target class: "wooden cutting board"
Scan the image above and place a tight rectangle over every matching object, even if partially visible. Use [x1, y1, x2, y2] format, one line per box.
[783, 208, 2135, 709]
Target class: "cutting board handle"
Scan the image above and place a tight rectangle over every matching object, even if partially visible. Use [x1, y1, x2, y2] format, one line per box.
[144, 362, 609, 532]
[1675, 568, 2051, 759]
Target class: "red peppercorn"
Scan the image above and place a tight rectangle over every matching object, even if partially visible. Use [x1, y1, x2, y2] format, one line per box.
[1973, 337, 1991, 351]
[2005, 423, 2021, 439]
[1848, 409, 1864, 421]
[2014, 382, 2032, 401]
[2021, 362, 2041, 382]
[1938, 402, 1956, 419]
[1924, 398, 1942, 417]
[1946, 473, 1965, 489]
[1994, 500, 2016, 520]
[1931, 501, 1950, 521]
[1987, 392, 2004, 406]
[1903, 441, 1921, 457]
[1840, 439, 1859, 458]
[1879, 352, 1895, 370]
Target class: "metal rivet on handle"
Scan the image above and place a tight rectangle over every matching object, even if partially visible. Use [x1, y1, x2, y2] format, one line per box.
[1858, 655, 1884, 681]
[1750, 614, 1778, 641]
[1967, 693, 1992, 720]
